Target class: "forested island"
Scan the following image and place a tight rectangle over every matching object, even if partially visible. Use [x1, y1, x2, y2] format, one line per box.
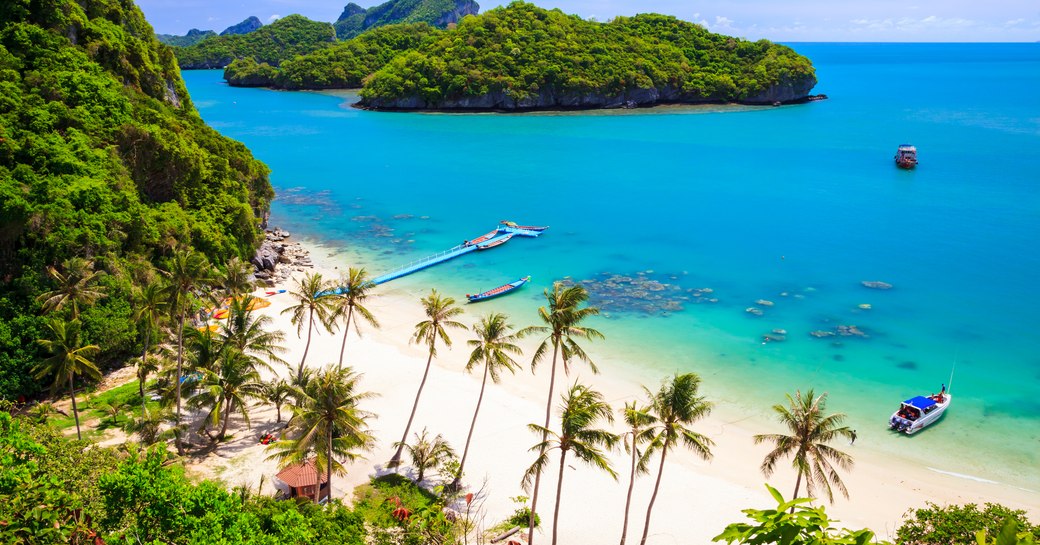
[0, 0, 271, 400]
[219, 2, 817, 111]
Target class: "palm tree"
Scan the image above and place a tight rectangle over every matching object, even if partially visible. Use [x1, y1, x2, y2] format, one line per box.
[520, 283, 603, 545]
[753, 389, 854, 503]
[619, 401, 656, 545]
[267, 365, 376, 502]
[389, 290, 465, 468]
[452, 312, 522, 490]
[220, 295, 286, 367]
[36, 257, 106, 319]
[189, 347, 268, 441]
[261, 379, 294, 423]
[219, 256, 255, 297]
[98, 399, 128, 426]
[34, 319, 102, 440]
[161, 249, 213, 453]
[331, 267, 379, 369]
[281, 272, 337, 380]
[639, 373, 714, 545]
[393, 428, 456, 483]
[522, 383, 618, 545]
[133, 280, 169, 401]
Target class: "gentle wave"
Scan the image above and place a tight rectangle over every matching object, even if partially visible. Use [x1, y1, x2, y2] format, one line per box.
[926, 467, 1000, 484]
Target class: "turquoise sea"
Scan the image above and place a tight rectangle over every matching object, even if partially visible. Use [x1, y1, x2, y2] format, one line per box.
[183, 43, 1040, 491]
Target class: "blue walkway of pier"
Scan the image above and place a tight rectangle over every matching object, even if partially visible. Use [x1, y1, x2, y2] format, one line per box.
[319, 226, 544, 295]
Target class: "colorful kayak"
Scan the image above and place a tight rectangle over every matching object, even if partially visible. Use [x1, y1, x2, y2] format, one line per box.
[500, 220, 548, 232]
[265, 289, 286, 296]
[467, 276, 531, 302]
[212, 308, 230, 320]
[197, 324, 220, 332]
[244, 298, 271, 311]
[477, 234, 512, 250]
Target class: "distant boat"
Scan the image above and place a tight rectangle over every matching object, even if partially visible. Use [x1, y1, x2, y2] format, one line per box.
[500, 220, 549, 232]
[861, 280, 893, 290]
[477, 234, 512, 250]
[895, 144, 918, 169]
[889, 385, 950, 434]
[467, 276, 531, 303]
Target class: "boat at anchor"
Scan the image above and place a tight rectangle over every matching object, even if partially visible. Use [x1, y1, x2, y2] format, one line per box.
[895, 144, 918, 169]
[477, 234, 512, 250]
[467, 276, 531, 302]
[500, 220, 549, 232]
[889, 384, 950, 434]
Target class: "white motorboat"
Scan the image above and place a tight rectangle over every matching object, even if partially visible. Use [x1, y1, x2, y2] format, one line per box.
[889, 385, 950, 435]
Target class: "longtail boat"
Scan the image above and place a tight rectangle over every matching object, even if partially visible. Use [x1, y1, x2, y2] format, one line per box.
[465, 229, 501, 247]
[467, 276, 531, 303]
[500, 220, 548, 232]
[477, 234, 512, 250]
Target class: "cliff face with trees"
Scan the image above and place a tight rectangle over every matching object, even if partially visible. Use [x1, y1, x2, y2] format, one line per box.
[335, 0, 479, 39]
[0, 0, 272, 399]
[174, 15, 337, 69]
[358, 2, 816, 110]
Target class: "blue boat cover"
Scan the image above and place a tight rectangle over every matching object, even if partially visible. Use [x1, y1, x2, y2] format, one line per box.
[905, 396, 936, 410]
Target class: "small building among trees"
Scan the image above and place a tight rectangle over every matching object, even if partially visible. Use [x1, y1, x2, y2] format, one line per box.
[275, 459, 329, 502]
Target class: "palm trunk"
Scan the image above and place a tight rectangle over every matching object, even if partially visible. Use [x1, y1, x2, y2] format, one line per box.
[620, 435, 638, 545]
[528, 340, 561, 545]
[69, 373, 82, 441]
[789, 469, 803, 513]
[452, 361, 490, 490]
[139, 335, 149, 401]
[551, 448, 568, 545]
[639, 444, 669, 545]
[175, 309, 186, 454]
[326, 428, 334, 502]
[275, 401, 282, 423]
[298, 308, 314, 380]
[337, 307, 354, 370]
[390, 348, 435, 468]
[218, 398, 232, 439]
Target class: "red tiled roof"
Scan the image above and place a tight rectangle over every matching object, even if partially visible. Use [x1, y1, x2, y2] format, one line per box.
[275, 459, 328, 487]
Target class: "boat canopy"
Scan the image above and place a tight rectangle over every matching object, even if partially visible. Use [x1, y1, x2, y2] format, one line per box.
[904, 396, 936, 410]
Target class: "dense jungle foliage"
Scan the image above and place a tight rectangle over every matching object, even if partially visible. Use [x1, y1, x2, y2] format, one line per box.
[359, 2, 816, 107]
[156, 28, 216, 47]
[335, 0, 478, 39]
[173, 15, 336, 69]
[225, 23, 442, 89]
[0, 0, 272, 400]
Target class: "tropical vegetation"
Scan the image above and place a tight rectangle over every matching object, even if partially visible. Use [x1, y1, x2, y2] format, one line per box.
[0, 0, 272, 402]
[335, 0, 477, 39]
[173, 15, 337, 69]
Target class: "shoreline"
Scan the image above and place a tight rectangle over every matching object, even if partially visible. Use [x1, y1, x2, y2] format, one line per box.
[190, 233, 1038, 543]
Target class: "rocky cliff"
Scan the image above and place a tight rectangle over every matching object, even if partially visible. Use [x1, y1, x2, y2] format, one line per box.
[221, 16, 263, 36]
[334, 0, 479, 39]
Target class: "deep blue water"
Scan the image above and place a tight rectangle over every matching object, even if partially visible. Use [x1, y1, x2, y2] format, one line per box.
[183, 43, 1040, 489]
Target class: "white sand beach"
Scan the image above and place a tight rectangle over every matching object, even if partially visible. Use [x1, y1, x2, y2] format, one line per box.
[187, 237, 1040, 544]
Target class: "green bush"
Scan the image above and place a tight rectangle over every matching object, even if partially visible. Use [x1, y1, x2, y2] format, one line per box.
[897, 503, 1039, 545]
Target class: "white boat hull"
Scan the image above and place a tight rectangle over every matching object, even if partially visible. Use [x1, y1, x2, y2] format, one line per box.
[890, 394, 951, 434]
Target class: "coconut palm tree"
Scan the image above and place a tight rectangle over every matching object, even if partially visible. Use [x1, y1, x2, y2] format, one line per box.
[753, 389, 855, 503]
[281, 272, 337, 380]
[619, 401, 656, 545]
[161, 249, 213, 453]
[219, 256, 255, 297]
[189, 347, 269, 441]
[220, 295, 286, 367]
[34, 319, 102, 440]
[520, 282, 603, 545]
[522, 383, 618, 545]
[639, 373, 714, 545]
[452, 312, 522, 490]
[267, 365, 376, 501]
[331, 267, 379, 369]
[389, 290, 465, 468]
[393, 428, 456, 483]
[36, 257, 106, 319]
[133, 280, 169, 401]
[261, 379, 293, 423]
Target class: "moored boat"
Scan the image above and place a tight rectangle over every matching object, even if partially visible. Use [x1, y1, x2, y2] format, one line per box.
[467, 276, 531, 302]
[889, 384, 950, 434]
[895, 144, 918, 169]
[477, 234, 512, 250]
[500, 220, 549, 232]
[465, 229, 502, 247]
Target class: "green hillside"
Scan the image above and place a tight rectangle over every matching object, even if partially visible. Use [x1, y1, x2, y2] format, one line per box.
[174, 14, 336, 69]
[359, 2, 817, 109]
[0, 0, 272, 399]
[335, 0, 478, 39]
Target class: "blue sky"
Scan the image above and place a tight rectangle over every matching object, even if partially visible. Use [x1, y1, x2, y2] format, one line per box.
[137, 0, 1040, 41]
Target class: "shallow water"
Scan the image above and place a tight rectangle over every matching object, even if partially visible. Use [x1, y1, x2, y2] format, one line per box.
[183, 42, 1040, 490]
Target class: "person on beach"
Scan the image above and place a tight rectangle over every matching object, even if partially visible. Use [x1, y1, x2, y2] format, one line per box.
[850, 429, 857, 445]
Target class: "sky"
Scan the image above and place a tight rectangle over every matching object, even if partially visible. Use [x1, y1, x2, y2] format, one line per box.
[136, 0, 1040, 42]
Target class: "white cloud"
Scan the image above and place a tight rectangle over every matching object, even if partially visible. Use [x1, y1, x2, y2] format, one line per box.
[267, 14, 281, 22]
[1004, 18, 1025, 26]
